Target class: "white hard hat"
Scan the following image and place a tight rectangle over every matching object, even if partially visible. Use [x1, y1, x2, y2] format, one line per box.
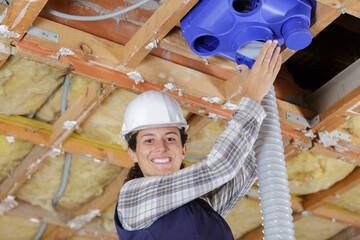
[121, 90, 188, 143]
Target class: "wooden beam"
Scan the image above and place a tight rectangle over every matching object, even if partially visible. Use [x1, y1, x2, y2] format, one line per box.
[0, 40, 11, 67]
[317, 0, 360, 18]
[0, 145, 50, 202]
[0, 114, 133, 168]
[186, 114, 211, 139]
[7, 200, 117, 239]
[43, 226, 76, 240]
[50, 81, 115, 147]
[0, 0, 48, 40]
[312, 204, 360, 228]
[303, 167, 360, 211]
[284, 135, 312, 162]
[312, 86, 360, 133]
[310, 142, 360, 166]
[277, 99, 317, 130]
[327, 226, 360, 240]
[237, 225, 263, 240]
[122, 0, 199, 68]
[72, 168, 128, 217]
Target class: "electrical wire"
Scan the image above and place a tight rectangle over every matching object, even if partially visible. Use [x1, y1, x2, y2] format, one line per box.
[44, 0, 151, 21]
[33, 74, 72, 240]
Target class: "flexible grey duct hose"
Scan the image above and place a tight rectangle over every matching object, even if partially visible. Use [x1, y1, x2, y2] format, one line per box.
[255, 86, 295, 239]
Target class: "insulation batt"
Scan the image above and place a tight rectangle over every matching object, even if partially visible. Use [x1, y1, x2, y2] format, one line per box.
[16, 154, 121, 211]
[76, 89, 137, 150]
[0, 135, 33, 182]
[224, 198, 262, 239]
[294, 216, 347, 240]
[186, 121, 226, 157]
[102, 201, 117, 232]
[286, 151, 356, 195]
[36, 73, 93, 122]
[0, 56, 65, 115]
[0, 214, 42, 240]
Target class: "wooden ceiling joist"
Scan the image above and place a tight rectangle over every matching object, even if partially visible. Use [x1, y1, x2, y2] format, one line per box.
[121, 0, 199, 68]
[6, 200, 118, 239]
[186, 114, 211, 139]
[317, 0, 360, 18]
[0, 40, 10, 67]
[0, 114, 133, 168]
[50, 81, 115, 147]
[0, 0, 48, 40]
[72, 169, 128, 217]
[304, 167, 360, 211]
[313, 204, 360, 228]
[0, 145, 50, 202]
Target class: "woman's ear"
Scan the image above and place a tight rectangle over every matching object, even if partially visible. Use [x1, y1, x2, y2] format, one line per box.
[181, 144, 187, 160]
[127, 148, 138, 163]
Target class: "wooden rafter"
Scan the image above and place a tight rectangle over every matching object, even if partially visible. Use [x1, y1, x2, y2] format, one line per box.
[122, 0, 199, 68]
[0, 0, 48, 40]
[186, 114, 211, 139]
[312, 86, 360, 133]
[317, 0, 360, 18]
[303, 167, 360, 211]
[50, 81, 115, 147]
[0, 114, 133, 168]
[0, 145, 51, 202]
[313, 204, 360, 228]
[6, 200, 117, 239]
[0, 40, 11, 67]
[72, 169, 128, 217]
[237, 225, 263, 240]
[310, 142, 360, 166]
[327, 226, 360, 240]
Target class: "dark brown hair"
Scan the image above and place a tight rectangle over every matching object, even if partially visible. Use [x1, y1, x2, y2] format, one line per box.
[124, 128, 187, 183]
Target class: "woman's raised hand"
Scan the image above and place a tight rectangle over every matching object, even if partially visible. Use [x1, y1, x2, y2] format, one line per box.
[239, 40, 282, 103]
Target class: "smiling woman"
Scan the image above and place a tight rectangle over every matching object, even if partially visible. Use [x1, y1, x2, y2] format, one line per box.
[115, 40, 282, 240]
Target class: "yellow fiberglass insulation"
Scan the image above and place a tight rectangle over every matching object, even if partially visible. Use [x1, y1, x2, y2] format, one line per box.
[329, 184, 360, 213]
[102, 201, 117, 232]
[56, 155, 122, 210]
[186, 120, 226, 157]
[225, 198, 262, 239]
[294, 216, 348, 240]
[0, 135, 33, 182]
[0, 56, 65, 115]
[36, 73, 93, 122]
[16, 153, 122, 211]
[0, 214, 41, 240]
[341, 115, 360, 138]
[286, 151, 356, 195]
[76, 89, 137, 150]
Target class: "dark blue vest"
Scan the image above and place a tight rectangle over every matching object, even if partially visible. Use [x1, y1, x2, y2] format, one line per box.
[114, 198, 234, 240]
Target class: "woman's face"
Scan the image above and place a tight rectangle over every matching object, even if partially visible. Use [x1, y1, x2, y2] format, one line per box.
[127, 126, 186, 177]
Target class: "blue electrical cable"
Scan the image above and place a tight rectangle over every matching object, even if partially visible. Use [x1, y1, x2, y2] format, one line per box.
[44, 0, 151, 21]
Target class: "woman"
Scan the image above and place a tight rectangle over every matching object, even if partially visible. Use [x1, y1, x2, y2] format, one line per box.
[115, 40, 281, 239]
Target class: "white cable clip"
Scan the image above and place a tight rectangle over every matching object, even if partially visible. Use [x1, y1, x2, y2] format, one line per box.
[335, 3, 345, 14]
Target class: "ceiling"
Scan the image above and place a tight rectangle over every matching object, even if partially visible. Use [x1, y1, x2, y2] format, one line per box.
[0, 0, 360, 240]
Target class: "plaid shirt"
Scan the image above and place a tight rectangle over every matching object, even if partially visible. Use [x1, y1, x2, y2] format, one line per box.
[117, 97, 266, 230]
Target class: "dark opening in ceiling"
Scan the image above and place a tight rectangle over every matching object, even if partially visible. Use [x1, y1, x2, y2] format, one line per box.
[285, 13, 360, 92]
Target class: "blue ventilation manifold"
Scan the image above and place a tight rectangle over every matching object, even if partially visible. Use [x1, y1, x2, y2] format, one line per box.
[181, 0, 316, 67]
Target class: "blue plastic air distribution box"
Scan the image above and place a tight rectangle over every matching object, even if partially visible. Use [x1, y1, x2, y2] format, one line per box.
[180, 0, 316, 67]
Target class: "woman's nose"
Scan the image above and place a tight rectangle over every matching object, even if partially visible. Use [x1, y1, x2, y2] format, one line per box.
[155, 140, 168, 151]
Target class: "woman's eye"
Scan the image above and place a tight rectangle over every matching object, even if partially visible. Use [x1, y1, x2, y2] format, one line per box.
[145, 139, 154, 143]
[166, 137, 175, 142]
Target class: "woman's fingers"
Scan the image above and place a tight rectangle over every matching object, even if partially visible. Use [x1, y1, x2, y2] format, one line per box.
[253, 40, 272, 68]
[263, 40, 278, 66]
[269, 46, 281, 71]
[237, 64, 249, 73]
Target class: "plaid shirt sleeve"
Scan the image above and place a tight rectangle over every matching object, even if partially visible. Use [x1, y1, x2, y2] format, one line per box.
[117, 97, 266, 230]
